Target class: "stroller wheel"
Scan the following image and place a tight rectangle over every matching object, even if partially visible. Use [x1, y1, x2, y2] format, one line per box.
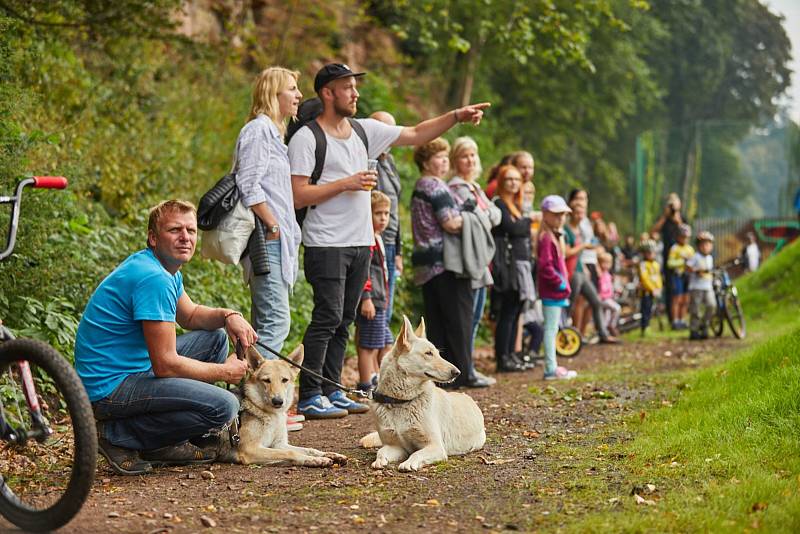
[556, 326, 583, 357]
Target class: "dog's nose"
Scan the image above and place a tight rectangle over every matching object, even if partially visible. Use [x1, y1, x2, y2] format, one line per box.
[271, 396, 284, 408]
[450, 368, 461, 380]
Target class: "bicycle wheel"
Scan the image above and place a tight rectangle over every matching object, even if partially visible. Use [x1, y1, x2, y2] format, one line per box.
[556, 327, 582, 358]
[724, 291, 746, 339]
[0, 338, 96, 532]
[709, 308, 724, 338]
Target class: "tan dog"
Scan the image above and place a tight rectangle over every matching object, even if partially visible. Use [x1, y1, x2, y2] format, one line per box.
[217, 345, 347, 467]
[359, 316, 486, 471]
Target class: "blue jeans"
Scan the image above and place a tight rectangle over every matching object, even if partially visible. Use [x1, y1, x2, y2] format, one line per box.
[542, 305, 563, 376]
[385, 243, 398, 325]
[93, 329, 239, 451]
[250, 239, 291, 357]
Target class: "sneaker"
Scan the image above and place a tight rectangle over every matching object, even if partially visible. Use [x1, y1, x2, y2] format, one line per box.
[98, 436, 153, 476]
[297, 394, 348, 419]
[287, 420, 303, 432]
[327, 390, 369, 414]
[473, 370, 497, 386]
[356, 382, 375, 395]
[543, 366, 578, 381]
[141, 441, 216, 467]
[288, 411, 305, 423]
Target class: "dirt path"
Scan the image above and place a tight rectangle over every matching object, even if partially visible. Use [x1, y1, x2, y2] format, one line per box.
[11, 337, 739, 533]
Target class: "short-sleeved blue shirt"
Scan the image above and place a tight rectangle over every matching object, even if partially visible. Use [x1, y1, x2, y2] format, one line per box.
[74, 248, 184, 402]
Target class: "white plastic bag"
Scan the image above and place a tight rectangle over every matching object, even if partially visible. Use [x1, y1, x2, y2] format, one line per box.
[201, 200, 254, 265]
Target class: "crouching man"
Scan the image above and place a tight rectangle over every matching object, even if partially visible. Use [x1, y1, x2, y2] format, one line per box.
[74, 200, 256, 475]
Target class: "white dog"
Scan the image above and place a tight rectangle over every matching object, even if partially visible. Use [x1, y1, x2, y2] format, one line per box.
[359, 316, 486, 471]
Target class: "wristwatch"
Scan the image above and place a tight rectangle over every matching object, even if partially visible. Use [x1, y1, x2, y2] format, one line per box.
[267, 224, 279, 234]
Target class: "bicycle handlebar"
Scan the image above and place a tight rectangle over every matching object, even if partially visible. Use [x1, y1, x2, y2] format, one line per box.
[1, 176, 68, 261]
[33, 176, 68, 189]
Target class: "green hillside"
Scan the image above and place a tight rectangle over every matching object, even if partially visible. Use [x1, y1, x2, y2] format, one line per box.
[574, 239, 800, 532]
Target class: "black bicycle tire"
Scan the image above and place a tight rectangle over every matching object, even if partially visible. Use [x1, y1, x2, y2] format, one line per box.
[724, 292, 747, 340]
[710, 306, 724, 337]
[0, 338, 97, 532]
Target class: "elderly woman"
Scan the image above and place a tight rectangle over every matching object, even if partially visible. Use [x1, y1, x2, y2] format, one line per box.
[411, 138, 490, 389]
[447, 137, 501, 365]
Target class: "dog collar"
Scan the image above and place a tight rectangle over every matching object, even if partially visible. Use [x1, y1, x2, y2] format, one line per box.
[371, 390, 414, 405]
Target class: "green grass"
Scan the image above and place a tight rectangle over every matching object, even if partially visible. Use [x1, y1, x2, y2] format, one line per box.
[562, 238, 800, 532]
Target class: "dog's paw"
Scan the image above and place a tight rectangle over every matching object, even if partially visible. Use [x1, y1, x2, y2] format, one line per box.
[398, 458, 424, 472]
[302, 456, 333, 468]
[371, 457, 389, 470]
[324, 452, 348, 465]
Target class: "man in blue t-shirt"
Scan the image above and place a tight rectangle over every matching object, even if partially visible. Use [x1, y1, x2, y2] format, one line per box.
[75, 200, 255, 475]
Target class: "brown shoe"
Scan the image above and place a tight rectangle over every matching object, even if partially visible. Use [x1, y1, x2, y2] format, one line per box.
[141, 441, 216, 467]
[98, 436, 153, 476]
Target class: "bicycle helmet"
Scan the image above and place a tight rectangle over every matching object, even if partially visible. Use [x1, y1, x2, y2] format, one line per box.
[639, 239, 656, 253]
[678, 223, 691, 237]
[696, 231, 714, 244]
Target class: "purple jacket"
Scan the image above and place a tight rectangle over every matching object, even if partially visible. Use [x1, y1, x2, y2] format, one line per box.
[537, 230, 571, 301]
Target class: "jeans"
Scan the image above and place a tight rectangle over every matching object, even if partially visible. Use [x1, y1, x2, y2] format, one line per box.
[542, 305, 562, 376]
[385, 243, 398, 325]
[301, 246, 371, 400]
[641, 294, 654, 330]
[569, 270, 610, 339]
[422, 271, 475, 386]
[93, 329, 239, 451]
[250, 239, 291, 357]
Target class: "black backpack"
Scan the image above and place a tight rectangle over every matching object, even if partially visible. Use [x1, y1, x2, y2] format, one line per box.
[286, 98, 369, 228]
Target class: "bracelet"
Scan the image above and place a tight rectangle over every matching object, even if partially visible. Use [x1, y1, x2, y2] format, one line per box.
[453, 109, 460, 123]
[224, 311, 242, 324]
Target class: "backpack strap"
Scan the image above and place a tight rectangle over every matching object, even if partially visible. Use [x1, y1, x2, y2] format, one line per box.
[348, 118, 369, 154]
[306, 120, 327, 186]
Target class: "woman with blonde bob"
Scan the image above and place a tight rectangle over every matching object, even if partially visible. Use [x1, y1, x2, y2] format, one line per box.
[234, 67, 303, 375]
[447, 136, 501, 370]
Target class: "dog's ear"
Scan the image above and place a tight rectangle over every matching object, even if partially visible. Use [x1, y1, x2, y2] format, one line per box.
[396, 315, 413, 355]
[414, 316, 426, 338]
[288, 344, 304, 368]
[245, 346, 264, 370]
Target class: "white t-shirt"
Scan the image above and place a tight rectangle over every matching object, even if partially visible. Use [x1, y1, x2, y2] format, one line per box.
[746, 243, 760, 272]
[288, 118, 403, 247]
[687, 252, 714, 291]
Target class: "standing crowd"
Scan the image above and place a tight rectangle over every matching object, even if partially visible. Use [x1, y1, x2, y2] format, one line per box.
[70, 62, 733, 476]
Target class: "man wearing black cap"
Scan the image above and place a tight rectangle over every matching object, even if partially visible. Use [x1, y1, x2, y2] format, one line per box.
[289, 63, 489, 419]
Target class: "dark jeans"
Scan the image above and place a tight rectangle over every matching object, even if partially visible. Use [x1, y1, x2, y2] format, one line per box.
[641, 294, 654, 330]
[93, 329, 238, 451]
[301, 246, 371, 400]
[422, 271, 474, 387]
[494, 289, 523, 358]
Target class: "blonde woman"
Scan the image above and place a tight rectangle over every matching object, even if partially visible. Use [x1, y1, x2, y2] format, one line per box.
[447, 136, 501, 370]
[234, 67, 303, 361]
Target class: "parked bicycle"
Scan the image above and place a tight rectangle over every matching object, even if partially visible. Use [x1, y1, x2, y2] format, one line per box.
[0, 176, 96, 532]
[709, 261, 746, 339]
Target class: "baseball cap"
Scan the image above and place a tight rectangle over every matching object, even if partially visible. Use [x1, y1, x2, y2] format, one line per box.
[314, 63, 366, 93]
[540, 195, 572, 214]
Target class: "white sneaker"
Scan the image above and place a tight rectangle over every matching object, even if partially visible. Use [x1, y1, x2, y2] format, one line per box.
[544, 366, 578, 380]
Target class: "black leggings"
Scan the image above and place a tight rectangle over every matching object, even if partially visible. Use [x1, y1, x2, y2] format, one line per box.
[422, 271, 475, 386]
[494, 290, 523, 358]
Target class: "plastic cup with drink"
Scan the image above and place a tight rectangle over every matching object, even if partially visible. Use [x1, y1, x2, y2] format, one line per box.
[365, 159, 379, 191]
